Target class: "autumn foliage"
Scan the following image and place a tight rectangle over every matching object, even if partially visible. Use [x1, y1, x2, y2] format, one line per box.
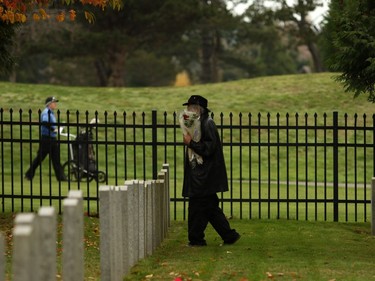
[0, 0, 123, 24]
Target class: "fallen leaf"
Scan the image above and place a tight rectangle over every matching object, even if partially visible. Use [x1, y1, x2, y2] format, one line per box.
[290, 272, 298, 278]
[145, 274, 153, 278]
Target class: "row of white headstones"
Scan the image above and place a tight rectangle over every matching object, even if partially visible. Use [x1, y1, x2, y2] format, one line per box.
[0, 163, 170, 281]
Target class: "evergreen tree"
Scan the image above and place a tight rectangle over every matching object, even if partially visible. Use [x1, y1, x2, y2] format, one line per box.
[321, 0, 375, 101]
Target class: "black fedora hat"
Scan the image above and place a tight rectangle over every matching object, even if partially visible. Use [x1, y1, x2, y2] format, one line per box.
[183, 95, 210, 111]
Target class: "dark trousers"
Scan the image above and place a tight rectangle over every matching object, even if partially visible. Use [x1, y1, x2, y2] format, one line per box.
[25, 136, 64, 180]
[188, 193, 237, 244]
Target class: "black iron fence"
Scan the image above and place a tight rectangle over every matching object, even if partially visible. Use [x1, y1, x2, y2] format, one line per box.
[1, 109, 374, 222]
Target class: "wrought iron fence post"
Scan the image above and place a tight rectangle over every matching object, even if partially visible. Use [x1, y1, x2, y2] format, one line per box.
[152, 110, 157, 179]
[372, 177, 375, 235]
[373, 114, 375, 178]
[333, 111, 339, 221]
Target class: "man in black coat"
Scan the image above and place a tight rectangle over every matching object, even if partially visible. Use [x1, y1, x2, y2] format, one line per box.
[182, 95, 240, 246]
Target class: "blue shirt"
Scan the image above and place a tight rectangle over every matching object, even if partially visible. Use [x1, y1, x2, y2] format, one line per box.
[41, 107, 57, 137]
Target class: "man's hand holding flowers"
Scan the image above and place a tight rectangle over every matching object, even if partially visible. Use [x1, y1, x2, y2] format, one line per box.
[179, 110, 203, 168]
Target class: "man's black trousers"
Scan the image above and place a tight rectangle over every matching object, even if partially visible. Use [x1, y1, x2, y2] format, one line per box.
[25, 136, 64, 180]
[188, 193, 237, 245]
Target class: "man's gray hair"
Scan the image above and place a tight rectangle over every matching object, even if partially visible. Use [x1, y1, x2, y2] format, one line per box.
[188, 104, 206, 115]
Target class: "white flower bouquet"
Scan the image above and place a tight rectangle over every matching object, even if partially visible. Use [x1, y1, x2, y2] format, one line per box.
[179, 110, 203, 166]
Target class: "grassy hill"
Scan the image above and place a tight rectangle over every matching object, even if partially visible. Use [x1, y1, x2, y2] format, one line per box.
[0, 73, 373, 116]
[1, 73, 375, 280]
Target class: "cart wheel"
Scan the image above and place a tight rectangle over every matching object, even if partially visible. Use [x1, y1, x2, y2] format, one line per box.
[62, 161, 80, 182]
[87, 173, 95, 182]
[96, 171, 107, 183]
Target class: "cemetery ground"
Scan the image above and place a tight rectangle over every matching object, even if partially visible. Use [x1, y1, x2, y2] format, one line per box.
[1, 213, 375, 280]
[2, 73, 375, 280]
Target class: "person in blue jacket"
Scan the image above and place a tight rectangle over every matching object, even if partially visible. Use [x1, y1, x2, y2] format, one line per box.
[25, 97, 67, 182]
[182, 95, 240, 246]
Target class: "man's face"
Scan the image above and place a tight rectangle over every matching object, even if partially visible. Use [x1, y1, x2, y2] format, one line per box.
[187, 104, 200, 115]
[49, 101, 57, 109]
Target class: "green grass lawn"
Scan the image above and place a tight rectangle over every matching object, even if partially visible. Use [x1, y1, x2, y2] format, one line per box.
[1, 214, 375, 280]
[1, 73, 375, 279]
[0, 215, 375, 281]
[1, 73, 374, 219]
[139, 219, 375, 281]
[1, 73, 373, 116]
[0, 73, 374, 220]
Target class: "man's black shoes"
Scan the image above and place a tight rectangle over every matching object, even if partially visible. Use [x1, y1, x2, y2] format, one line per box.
[58, 176, 68, 182]
[188, 241, 207, 247]
[223, 233, 241, 245]
[24, 175, 68, 182]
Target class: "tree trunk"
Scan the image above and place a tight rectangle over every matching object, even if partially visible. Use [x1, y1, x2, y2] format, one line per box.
[8, 70, 16, 82]
[200, 29, 221, 84]
[107, 49, 127, 87]
[200, 29, 213, 83]
[94, 59, 109, 87]
[297, 11, 324, 73]
[212, 30, 221, 82]
[306, 41, 324, 72]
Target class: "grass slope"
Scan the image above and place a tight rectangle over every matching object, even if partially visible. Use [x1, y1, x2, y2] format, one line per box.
[1, 214, 375, 281]
[1, 74, 375, 280]
[0, 73, 373, 116]
[128, 219, 375, 281]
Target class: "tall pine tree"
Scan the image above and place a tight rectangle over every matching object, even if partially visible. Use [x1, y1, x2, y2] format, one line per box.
[322, 0, 375, 101]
